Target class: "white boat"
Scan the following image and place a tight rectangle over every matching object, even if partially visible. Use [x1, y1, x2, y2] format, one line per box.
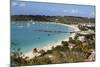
[17, 25, 24, 28]
[30, 20, 35, 24]
[32, 22, 35, 24]
[27, 23, 31, 27]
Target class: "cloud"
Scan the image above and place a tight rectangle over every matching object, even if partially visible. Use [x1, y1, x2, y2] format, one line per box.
[63, 10, 68, 12]
[63, 9, 79, 14]
[12, 2, 26, 7]
[71, 9, 78, 14]
[12, 2, 17, 6]
[19, 3, 26, 7]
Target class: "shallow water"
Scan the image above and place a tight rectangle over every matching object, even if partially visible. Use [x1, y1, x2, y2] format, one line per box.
[11, 21, 74, 52]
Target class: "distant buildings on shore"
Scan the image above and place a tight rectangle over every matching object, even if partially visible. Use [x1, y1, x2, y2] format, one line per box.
[79, 23, 95, 27]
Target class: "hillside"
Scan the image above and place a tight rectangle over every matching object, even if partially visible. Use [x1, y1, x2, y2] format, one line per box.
[11, 15, 95, 24]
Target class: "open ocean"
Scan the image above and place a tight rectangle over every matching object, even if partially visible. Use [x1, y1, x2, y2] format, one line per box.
[11, 21, 74, 52]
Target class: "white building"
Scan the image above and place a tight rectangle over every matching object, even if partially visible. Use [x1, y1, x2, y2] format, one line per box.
[79, 30, 95, 35]
[78, 36, 85, 42]
[79, 23, 95, 27]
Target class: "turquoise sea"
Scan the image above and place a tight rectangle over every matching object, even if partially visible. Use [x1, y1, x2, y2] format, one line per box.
[11, 21, 74, 52]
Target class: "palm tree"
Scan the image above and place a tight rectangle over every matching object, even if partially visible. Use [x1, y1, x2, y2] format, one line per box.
[61, 41, 68, 47]
[69, 37, 75, 44]
[11, 48, 29, 66]
[33, 48, 38, 53]
[38, 49, 46, 56]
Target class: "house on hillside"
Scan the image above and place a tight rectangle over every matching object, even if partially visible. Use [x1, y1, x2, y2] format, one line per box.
[79, 23, 95, 27]
[78, 36, 85, 42]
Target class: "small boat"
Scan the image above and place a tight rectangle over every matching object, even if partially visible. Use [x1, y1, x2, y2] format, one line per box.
[27, 23, 31, 27]
[30, 20, 33, 22]
[17, 25, 23, 28]
[30, 20, 35, 24]
[32, 22, 35, 24]
[48, 34, 51, 36]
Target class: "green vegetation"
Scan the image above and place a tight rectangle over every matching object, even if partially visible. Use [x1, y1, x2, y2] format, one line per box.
[11, 33, 95, 66]
[29, 56, 52, 65]
[11, 15, 95, 23]
[78, 25, 95, 31]
[11, 15, 95, 66]
[11, 48, 29, 66]
[33, 48, 38, 53]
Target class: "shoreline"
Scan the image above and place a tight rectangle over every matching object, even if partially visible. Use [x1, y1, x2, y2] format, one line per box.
[24, 23, 80, 59]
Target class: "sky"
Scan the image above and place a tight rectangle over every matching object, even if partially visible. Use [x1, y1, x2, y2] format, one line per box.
[11, 1, 95, 18]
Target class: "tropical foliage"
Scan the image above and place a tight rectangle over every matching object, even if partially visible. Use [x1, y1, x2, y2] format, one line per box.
[11, 33, 95, 66]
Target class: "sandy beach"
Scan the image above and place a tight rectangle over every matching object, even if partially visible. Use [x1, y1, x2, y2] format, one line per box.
[24, 23, 80, 59]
